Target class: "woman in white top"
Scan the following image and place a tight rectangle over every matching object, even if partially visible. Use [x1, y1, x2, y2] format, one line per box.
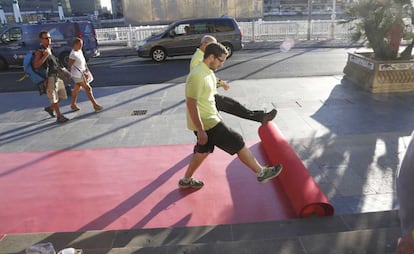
[67, 37, 102, 112]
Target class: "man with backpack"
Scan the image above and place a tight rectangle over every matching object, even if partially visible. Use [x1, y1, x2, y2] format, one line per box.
[32, 31, 69, 124]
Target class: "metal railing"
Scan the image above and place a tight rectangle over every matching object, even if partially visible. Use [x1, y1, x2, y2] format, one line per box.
[95, 20, 355, 47]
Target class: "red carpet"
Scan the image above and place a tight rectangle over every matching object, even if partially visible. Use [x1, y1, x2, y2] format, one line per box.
[259, 123, 334, 217]
[0, 142, 296, 235]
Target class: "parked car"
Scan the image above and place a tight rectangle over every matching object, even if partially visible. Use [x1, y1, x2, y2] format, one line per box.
[0, 21, 100, 70]
[136, 16, 243, 62]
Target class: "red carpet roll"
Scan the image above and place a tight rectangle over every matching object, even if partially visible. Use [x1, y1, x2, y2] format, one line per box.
[258, 123, 334, 218]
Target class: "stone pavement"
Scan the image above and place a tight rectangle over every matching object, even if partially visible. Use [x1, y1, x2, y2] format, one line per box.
[1, 45, 413, 253]
[1, 75, 412, 213]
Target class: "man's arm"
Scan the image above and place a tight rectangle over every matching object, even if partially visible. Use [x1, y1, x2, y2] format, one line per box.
[67, 58, 75, 73]
[186, 97, 207, 145]
[32, 49, 49, 69]
[217, 79, 230, 90]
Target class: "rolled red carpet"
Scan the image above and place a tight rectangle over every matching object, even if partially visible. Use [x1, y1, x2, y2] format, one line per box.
[258, 123, 334, 218]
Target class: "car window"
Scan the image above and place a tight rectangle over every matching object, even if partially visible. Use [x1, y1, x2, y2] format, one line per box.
[174, 23, 191, 36]
[191, 22, 214, 34]
[214, 19, 235, 32]
[1, 27, 22, 42]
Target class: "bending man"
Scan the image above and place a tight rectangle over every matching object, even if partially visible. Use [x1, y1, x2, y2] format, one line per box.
[179, 42, 283, 189]
[190, 35, 277, 125]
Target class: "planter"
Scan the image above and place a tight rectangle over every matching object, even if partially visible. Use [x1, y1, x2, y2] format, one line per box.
[343, 52, 414, 93]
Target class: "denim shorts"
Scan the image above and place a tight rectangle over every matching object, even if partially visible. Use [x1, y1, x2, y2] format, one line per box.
[193, 122, 245, 155]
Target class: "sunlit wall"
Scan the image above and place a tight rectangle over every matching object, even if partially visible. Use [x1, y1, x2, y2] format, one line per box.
[123, 0, 263, 25]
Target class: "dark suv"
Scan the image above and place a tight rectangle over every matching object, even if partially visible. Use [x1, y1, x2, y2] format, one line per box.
[136, 17, 243, 62]
[0, 21, 99, 70]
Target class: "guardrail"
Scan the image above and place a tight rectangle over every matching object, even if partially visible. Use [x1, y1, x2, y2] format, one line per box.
[95, 20, 355, 47]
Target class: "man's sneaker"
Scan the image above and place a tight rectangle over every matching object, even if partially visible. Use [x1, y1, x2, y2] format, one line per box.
[261, 109, 277, 125]
[44, 106, 55, 117]
[56, 115, 69, 124]
[178, 177, 204, 189]
[257, 164, 283, 183]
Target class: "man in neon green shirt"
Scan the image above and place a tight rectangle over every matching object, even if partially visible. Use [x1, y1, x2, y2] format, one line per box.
[190, 35, 277, 125]
[179, 42, 283, 189]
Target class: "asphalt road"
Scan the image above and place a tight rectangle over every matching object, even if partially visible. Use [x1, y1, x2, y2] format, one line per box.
[0, 47, 355, 93]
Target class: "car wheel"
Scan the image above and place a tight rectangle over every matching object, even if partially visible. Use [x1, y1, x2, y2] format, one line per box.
[222, 43, 234, 58]
[59, 51, 70, 68]
[151, 47, 167, 62]
[0, 57, 8, 71]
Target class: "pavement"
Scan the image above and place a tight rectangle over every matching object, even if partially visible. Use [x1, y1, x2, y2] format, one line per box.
[1, 42, 413, 253]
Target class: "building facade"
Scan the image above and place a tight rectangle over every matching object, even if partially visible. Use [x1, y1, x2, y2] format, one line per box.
[0, 0, 106, 16]
[123, 0, 263, 25]
[0, 0, 71, 15]
[70, 0, 101, 16]
[263, 0, 353, 15]
[111, 0, 123, 18]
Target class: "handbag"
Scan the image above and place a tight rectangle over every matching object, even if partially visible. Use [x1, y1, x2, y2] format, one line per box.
[57, 67, 72, 83]
[73, 64, 94, 84]
[48, 51, 72, 83]
[83, 69, 94, 83]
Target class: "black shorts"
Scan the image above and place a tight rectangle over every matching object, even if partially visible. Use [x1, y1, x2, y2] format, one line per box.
[193, 122, 245, 155]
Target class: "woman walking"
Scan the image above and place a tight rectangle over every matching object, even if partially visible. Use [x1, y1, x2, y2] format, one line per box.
[68, 37, 103, 112]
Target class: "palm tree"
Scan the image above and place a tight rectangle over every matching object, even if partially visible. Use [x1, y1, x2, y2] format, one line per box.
[341, 0, 413, 60]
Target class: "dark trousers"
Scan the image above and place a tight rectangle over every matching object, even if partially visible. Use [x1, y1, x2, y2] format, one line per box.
[214, 94, 264, 122]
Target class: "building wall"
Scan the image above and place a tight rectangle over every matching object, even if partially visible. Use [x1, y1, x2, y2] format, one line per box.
[1, 0, 71, 15]
[111, 0, 123, 18]
[123, 0, 263, 25]
[70, 0, 102, 15]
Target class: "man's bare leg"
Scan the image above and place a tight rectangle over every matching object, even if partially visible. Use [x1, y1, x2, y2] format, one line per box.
[179, 152, 209, 189]
[236, 146, 262, 173]
[237, 146, 283, 183]
[184, 152, 209, 178]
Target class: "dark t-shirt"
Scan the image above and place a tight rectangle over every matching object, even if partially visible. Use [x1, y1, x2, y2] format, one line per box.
[39, 46, 58, 75]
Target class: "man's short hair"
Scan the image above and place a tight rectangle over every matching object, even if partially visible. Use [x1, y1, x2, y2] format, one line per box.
[200, 35, 217, 45]
[39, 30, 49, 39]
[203, 42, 228, 60]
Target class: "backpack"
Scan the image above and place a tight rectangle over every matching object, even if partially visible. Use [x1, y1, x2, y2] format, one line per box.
[22, 51, 48, 95]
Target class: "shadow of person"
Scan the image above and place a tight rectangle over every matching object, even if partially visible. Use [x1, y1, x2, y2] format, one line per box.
[309, 79, 414, 214]
[133, 188, 197, 228]
[222, 142, 296, 224]
[77, 154, 192, 232]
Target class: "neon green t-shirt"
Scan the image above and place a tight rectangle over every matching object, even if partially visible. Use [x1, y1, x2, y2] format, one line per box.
[190, 48, 204, 70]
[186, 62, 221, 131]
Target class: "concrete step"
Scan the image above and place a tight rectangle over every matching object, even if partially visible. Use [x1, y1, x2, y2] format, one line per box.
[0, 210, 401, 254]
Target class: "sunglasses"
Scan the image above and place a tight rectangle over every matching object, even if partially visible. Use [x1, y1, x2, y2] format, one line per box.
[216, 56, 226, 63]
[41, 37, 51, 40]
